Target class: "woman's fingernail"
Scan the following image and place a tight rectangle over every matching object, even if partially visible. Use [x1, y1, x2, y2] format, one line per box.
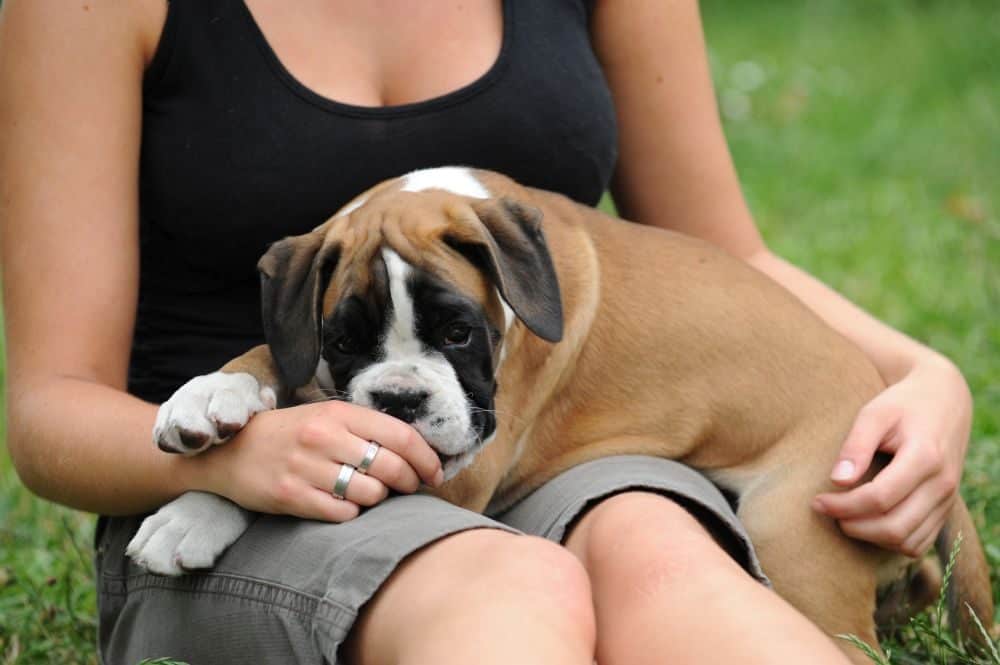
[434, 469, 445, 487]
[831, 460, 855, 482]
[811, 497, 826, 513]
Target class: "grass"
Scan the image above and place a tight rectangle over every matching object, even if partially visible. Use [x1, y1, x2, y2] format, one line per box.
[841, 535, 1000, 664]
[701, 0, 1000, 661]
[1, 0, 998, 663]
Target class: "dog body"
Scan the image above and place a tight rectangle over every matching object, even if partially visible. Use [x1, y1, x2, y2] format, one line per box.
[129, 167, 992, 661]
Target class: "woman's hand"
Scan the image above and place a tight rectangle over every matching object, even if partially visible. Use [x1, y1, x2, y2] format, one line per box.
[812, 354, 971, 557]
[190, 400, 445, 523]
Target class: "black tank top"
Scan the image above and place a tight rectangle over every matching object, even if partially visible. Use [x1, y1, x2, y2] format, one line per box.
[129, 0, 618, 403]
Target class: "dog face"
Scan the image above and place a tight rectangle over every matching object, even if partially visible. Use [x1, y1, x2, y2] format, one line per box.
[258, 169, 563, 479]
[318, 248, 502, 478]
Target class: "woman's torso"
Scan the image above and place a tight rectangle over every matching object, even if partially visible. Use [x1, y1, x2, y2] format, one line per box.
[130, 0, 618, 403]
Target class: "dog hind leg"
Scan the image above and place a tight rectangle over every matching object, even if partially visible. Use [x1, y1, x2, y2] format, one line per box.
[735, 442, 886, 665]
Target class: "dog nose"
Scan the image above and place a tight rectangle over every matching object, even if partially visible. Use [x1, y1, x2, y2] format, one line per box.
[370, 389, 429, 424]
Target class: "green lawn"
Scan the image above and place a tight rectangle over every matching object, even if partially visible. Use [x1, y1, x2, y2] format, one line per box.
[2, 1, 999, 663]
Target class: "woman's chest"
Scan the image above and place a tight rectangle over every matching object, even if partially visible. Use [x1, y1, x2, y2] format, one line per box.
[138, 0, 616, 283]
[241, 0, 504, 109]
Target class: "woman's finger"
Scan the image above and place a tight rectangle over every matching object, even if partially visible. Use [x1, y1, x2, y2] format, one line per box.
[336, 403, 444, 486]
[813, 439, 935, 520]
[321, 430, 422, 494]
[300, 461, 389, 507]
[899, 498, 953, 558]
[913, 529, 941, 560]
[282, 483, 361, 523]
[357, 443, 422, 494]
[837, 483, 949, 555]
[829, 401, 903, 487]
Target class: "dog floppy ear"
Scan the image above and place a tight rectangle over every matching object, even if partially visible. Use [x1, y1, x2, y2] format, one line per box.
[450, 197, 563, 342]
[258, 230, 340, 388]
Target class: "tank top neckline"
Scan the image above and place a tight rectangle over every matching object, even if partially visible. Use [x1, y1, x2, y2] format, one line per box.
[235, 0, 514, 119]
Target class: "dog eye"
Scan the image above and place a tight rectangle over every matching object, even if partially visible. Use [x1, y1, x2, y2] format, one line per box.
[334, 334, 361, 354]
[442, 324, 471, 347]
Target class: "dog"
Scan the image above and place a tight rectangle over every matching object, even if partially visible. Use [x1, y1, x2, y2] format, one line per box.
[127, 167, 993, 661]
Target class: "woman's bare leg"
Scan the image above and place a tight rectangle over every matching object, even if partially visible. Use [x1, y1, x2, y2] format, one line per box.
[564, 492, 852, 665]
[344, 529, 596, 665]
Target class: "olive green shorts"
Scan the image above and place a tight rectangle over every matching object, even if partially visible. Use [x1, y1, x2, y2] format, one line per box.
[97, 455, 768, 664]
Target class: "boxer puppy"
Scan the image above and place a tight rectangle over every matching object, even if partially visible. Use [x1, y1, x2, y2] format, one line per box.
[127, 167, 993, 663]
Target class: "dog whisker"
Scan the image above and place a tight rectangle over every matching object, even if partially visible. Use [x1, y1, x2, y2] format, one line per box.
[297, 386, 351, 403]
[468, 405, 526, 427]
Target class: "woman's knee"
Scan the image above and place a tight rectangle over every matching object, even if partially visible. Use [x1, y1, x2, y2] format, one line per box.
[347, 529, 595, 664]
[568, 491, 736, 595]
[450, 531, 594, 618]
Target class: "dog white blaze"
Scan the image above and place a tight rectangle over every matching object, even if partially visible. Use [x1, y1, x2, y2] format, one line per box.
[401, 166, 490, 199]
[381, 249, 422, 360]
[401, 168, 513, 368]
[347, 248, 480, 478]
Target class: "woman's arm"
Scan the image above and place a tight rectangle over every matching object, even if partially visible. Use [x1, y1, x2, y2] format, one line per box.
[589, 0, 969, 556]
[0, 0, 441, 519]
[0, 0, 189, 514]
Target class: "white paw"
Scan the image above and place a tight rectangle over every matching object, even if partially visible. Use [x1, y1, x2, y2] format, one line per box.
[126, 491, 253, 576]
[154, 371, 276, 454]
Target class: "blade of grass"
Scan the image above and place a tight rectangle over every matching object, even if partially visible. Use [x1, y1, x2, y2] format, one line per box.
[837, 633, 892, 665]
[964, 602, 1000, 664]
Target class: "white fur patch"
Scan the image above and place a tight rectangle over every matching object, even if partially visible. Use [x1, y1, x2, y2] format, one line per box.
[381, 249, 422, 360]
[495, 295, 516, 369]
[316, 359, 336, 391]
[401, 166, 490, 199]
[153, 372, 276, 454]
[126, 491, 253, 576]
[498, 297, 514, 334]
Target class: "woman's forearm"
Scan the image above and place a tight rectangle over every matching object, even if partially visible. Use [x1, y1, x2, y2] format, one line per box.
[7, 376, 199, 515]
[745, 248, 951, 385]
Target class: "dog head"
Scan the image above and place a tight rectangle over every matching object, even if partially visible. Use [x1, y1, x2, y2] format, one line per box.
[258, 168, 563, 479]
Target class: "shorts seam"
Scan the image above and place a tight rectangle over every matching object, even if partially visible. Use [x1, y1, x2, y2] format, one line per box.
[101, 570, 358, 629]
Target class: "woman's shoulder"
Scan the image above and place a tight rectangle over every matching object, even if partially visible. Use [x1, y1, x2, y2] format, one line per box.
[0, 0, 166, 71]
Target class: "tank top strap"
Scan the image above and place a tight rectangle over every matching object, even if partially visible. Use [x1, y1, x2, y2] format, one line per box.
[142, 0, 262, 97]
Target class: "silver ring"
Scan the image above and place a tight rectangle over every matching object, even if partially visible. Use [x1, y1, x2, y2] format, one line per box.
[357, 441, 380, 474]
[332, 464, 356, 499]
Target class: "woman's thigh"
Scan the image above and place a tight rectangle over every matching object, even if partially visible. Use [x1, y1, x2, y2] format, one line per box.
[97, 455, 763, 664]
[96, 494, 518, 665]
[492, 455, 770, 586]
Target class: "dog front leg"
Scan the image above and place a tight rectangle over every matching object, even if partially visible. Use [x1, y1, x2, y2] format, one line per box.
[127, 492, 254, 576]
[154, 345, 283, 455]
[131, 345, 286, 575]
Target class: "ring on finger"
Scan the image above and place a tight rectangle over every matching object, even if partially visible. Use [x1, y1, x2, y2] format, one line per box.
[332, 464, 356, 500]
[357, 441, 381, 475]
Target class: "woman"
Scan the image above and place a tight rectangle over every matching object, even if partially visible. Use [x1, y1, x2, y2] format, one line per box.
[0, 1, 971, 663]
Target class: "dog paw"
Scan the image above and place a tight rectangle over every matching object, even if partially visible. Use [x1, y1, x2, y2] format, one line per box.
[154, 372, 276, 455]
[126, 492, 253, 576]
